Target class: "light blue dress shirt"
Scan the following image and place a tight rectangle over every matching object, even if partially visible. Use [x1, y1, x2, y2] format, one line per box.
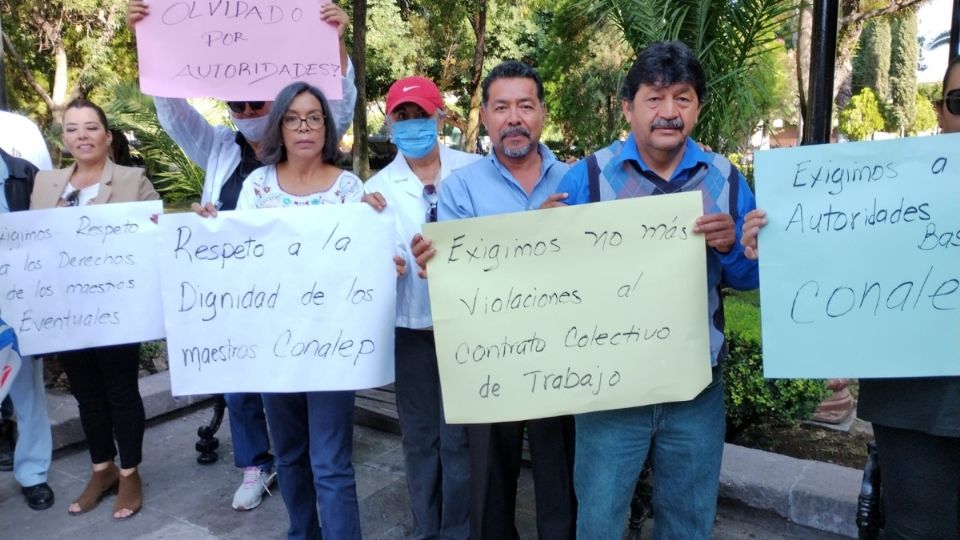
[438, 144, 570, 220]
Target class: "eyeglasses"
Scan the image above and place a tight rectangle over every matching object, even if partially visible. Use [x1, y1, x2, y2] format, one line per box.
[937, 89, 960, 115]
[423, 184, 438, 223]
[59, 189, 81, 207]
[282, 114, 325, 131]
[227, 101, 265, 114]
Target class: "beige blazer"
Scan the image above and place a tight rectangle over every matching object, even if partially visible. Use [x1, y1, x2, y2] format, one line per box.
[31, 159, 160, 209]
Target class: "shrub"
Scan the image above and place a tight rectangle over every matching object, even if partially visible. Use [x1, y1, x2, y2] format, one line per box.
[723, 331, 829, 440]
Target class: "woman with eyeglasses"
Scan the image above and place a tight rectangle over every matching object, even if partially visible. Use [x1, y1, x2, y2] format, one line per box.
[364, 76, 480, 540]
[125, 0, 358, 512]
[30, 98, 159, 520]
[741, 57, 960, 539]
[197, 81, 388, 540]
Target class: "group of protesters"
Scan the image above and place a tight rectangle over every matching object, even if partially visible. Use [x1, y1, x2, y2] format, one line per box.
[0, 1, 957, 539]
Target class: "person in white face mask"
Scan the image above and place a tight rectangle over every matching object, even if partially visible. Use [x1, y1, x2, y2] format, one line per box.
[125, 0, 357, 513]
[365, 76, 480, 540]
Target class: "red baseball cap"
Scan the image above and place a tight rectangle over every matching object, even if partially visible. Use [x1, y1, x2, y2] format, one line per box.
[386, 76, 443, 115]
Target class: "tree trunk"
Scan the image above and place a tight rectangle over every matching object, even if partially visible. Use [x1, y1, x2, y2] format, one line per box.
[351, 0, 370, 179]
[795, 3, 811, 135]
[51, 44, 69, 123]
[463, 1, 487, 154]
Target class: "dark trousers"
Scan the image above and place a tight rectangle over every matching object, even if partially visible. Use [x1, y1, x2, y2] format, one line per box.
[468, 416, 577, 540]
[59, 343, 145, 468]
[874, 424, 960, 540]
[395, 328, 470, 539]
[262, 391, 361, 540]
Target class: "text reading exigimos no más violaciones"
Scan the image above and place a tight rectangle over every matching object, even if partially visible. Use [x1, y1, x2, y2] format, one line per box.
[441, 217, 692, 399]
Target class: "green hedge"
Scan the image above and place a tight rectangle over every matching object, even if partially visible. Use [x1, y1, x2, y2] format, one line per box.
[722, 291, 828, 439]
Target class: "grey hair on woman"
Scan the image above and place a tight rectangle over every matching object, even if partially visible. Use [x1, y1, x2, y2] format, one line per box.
[257, 81, 341, 165]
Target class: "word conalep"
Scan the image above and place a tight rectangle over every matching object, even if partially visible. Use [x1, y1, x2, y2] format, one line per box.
[789, 265, 959, 323]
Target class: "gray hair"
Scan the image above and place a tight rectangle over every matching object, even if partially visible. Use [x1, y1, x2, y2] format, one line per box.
[257, 81, 341, 165]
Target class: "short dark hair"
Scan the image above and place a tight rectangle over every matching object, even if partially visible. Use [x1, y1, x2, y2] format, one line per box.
[481, 60, 545, 105]
[620, 41, 707, 103]
[942, 55, 960, 97]
[258, 81, 340, 165]
[64, 98, 110, 131]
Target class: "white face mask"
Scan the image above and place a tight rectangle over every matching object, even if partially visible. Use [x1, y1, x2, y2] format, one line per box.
[233, 115, 271, 142]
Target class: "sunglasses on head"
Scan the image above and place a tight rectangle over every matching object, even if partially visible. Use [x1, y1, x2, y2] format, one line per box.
[938, 89, 960, 116]
[227, 101, 265, 114]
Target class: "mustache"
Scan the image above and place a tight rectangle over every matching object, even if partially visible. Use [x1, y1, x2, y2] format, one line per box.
[651, 118, 684, 130]
[499, 126, 531, 139]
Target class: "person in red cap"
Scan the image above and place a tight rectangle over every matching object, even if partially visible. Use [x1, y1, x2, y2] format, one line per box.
[366, 76, 480, 539]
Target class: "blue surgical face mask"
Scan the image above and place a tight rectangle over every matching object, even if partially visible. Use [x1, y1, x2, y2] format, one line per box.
[392, 118, 438, 159]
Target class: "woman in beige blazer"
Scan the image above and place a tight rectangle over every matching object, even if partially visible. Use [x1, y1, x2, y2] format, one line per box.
[32, 98, 158, 521]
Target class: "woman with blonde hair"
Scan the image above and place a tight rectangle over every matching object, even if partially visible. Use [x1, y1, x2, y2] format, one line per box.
[32, 97, 159, 520]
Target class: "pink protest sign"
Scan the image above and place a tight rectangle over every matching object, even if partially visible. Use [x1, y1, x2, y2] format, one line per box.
[135, 0, 342, 100]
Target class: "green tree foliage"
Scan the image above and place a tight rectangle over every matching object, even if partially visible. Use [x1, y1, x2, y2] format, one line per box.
[577, 0, 796, 153]
[103, 83, 208, 204]
[852, 17, 891, 102]
[364, 0, 418, 108]
[2, 0, 136, 127]
[910, 93, 938, 135]
[839, 87, 885, 140]
[538, 4, 630, 155]
[887, 10, 919, 134]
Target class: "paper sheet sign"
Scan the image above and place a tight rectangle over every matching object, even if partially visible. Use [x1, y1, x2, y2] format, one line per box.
[0, 201, 165, 355]
[755, 133, 960, 378]
[159, 204, 396, 395]
[135, 0, 343, 100]
[424, 192, 712, 423]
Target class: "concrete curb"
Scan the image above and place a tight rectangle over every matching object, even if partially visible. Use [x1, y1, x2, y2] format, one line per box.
[46, 376, 864, 538]
[720, 443, 861, 538]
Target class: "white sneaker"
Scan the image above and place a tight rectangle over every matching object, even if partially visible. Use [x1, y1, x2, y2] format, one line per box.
[231, 466, 277, 511]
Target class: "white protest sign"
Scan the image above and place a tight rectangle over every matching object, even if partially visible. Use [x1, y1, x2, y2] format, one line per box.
[0, 201, 165, 355]
[159, 204, 396, 395]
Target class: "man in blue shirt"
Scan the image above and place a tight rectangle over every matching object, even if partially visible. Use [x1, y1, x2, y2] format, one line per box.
[550, 41, 758, 539]
[413, 60, 576, 540]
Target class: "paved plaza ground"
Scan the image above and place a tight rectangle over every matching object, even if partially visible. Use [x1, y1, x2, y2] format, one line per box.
[0, 404, 845, 539]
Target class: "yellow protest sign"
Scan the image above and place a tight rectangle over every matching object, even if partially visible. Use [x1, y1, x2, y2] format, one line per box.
[424, 191, 711, 423]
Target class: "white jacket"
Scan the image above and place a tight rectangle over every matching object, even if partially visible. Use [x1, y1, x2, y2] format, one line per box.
[366, 145, 481, 329]
[155, 61, 357, 206]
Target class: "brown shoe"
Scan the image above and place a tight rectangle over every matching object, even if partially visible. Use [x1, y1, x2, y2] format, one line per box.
[68, 463, 119, 515]
[113, 469, 142, 520]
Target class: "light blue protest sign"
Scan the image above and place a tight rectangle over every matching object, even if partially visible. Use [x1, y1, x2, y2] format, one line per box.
[755, 132, 960, 378]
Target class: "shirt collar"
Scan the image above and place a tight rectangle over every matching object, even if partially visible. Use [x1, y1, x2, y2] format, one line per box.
[613, 134, 710, 182]
[486, 142, 559, 186]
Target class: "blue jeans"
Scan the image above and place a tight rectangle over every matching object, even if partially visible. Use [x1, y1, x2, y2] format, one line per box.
[574, 367, 725, 540]
[8, 356, 51, 487]
[395, 328, 470, 539]
[224, 392, 274, 471]
[262, 391, 360, 540]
